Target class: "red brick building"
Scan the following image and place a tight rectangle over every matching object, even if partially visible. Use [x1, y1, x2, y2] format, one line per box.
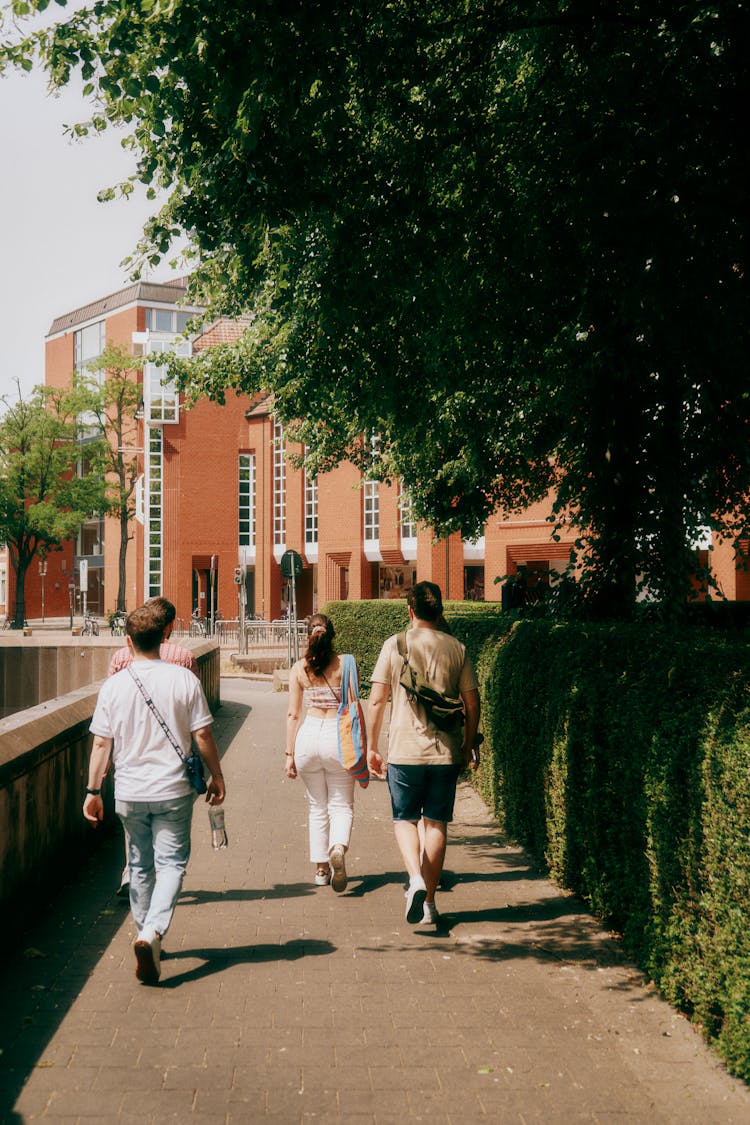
[2, 278, 745, 625]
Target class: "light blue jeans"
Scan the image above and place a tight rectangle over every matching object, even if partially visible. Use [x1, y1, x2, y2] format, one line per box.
[115, 794, 195, 936]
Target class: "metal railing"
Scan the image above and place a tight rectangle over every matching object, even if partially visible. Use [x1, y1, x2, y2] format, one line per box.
[176, 617, 307, 650]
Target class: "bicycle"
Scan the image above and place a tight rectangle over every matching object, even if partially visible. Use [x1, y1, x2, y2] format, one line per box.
[110, 612, 126, 636]
[81, 611, 100, 636]
[190, 611, 208, 637]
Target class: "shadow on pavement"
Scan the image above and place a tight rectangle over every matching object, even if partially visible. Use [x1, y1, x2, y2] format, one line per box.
[159, 938, 336, 988]
[180, 882, 318, 905]
[0, 834, 128, 1124]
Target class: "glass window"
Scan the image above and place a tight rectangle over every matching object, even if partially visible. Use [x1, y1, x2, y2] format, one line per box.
[364, 480, 379, 542]
[145, 307, 194, 335]
[305, 469, 318, 545]
[239, 454, 256, 547]
[143, 340, 184, 424]
[145, 428, 163, 597]
[74, 321, 105, 370]
[400, 485, 416, 539]
[273, 419, 286, 547]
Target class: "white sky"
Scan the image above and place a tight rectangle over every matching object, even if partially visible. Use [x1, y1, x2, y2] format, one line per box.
[0, 62, 181, 402]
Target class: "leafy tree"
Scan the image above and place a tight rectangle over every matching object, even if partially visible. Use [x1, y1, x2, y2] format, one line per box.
[77, 344, 144, 612]
[0, 382, 108, 628]
[3, 2, 748, 613]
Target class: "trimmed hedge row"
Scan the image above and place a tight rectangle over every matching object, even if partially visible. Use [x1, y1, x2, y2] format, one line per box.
[321, 601, 750, 1081]
[477, 619, 750, 1082]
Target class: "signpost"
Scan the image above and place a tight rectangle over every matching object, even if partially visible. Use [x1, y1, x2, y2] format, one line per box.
[280, 549, 303, 665]
[235, 565, 247, 655]
[38, 558, 47, 622]
[79, 560, 88, 618]
[209, 555, 217, 636]
[68, 578, 76, 630]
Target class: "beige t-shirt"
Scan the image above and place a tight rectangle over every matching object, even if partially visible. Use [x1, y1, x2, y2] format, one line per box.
[370, 627, 478, 765]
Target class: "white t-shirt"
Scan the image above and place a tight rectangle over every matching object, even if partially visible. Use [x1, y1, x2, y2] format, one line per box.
[90, 658, 214, 801]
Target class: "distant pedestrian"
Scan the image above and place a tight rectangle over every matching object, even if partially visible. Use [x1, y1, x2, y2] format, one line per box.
[366, 582, 480, 925]
[84, 604, 225, 985]
[285, 614, 356, 892]
[108, 596, 197, 676]
[107, 597, 199, 898]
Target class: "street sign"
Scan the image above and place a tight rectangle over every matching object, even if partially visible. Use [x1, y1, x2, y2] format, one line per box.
[79, 560, 89, 592]
[280, 549, 303, 579]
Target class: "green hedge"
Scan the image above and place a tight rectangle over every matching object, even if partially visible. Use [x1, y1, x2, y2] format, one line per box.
[321, 601, 750, 1080]
[479, 619, 750, 1081]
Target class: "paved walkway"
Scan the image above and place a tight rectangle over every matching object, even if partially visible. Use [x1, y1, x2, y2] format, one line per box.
[1, 680, 749, 1124]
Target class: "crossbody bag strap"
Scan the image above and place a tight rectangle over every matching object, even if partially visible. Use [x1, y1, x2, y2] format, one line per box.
[128, 665, 188, 765]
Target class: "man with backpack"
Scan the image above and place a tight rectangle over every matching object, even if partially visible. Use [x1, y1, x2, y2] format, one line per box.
[366, 582, 480, 925]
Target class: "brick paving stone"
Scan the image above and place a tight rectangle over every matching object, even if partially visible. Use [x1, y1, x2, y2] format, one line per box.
[1, 679, 750, 1124]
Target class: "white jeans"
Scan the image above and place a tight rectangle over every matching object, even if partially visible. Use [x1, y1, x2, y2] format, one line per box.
[295, 716, 355, 863]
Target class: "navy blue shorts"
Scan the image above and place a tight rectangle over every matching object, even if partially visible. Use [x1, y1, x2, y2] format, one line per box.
[387, 763, 462, 824]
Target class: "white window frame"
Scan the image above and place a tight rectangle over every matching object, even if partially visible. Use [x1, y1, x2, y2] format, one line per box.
[304, 467, 319, 563]
[399, 483, 417, 561]
[239, 453, 256, 562]
[363, 479, 381, 562]
[273, 418, 286, 562]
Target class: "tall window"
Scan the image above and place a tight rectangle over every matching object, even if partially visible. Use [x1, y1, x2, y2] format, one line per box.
[400, 485, 416, 539]
[145, 428, 163, 598]
[305, 470, 318, 547]
[273, 419, 286, 549]
[143, 340, 188, 424]
[364, 479, 379, 543]
[239, 454, 256, 548]
[74, 321, 105, 370]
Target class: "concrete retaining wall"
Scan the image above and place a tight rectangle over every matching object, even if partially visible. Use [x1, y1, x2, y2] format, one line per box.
[0, 643, 221, 944]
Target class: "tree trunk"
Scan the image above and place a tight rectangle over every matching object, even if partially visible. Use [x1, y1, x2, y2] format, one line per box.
[117, 508, 129, 612]
[12, 555, 30, 629]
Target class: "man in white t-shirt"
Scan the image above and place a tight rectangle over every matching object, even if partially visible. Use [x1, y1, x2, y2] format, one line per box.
[107, 596, 199, 898]
[366, 582, 480, 926]
[84, 604, 225, 985]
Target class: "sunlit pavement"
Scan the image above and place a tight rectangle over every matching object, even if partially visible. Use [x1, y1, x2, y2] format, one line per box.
[1, 679, 748, 1123]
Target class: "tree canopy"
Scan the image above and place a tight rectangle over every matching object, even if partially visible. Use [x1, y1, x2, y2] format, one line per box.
[3, 1, 748, 610]
[0, 382, 107, 627]
[76, 344, 143, 611]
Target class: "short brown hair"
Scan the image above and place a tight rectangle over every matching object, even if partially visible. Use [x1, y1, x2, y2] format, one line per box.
[126, 605, 164, 653]
[145, 596, 176, 629]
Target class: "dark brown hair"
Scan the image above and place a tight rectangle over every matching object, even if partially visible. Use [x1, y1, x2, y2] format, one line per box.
[304, 613, 336, 677]
[407, 581, 444, 623]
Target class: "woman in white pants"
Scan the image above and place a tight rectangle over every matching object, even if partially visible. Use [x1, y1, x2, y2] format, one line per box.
[285, 614, 356, 891]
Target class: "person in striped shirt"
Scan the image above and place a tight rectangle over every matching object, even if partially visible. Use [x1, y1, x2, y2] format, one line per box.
[108, 597, 198, 677]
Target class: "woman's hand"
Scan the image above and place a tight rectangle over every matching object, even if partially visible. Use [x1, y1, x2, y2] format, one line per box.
[285, 753, 297, 779]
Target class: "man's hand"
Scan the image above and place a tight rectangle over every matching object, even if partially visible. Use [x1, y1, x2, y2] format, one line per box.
[206, 774, 226, 805]
[83, 794, 104, 825]
[367, 748, 386, 780]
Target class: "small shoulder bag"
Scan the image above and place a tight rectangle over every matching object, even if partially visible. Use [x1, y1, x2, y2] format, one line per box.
[396, 631, 465, 733]
[128, 666, 207, 795]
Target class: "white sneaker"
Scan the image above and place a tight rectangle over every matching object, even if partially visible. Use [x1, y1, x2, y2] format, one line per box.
[405, 876, 427, 923]
[314, 868, 331, 886]
[329, 845, 348, 893]
[422, 902, 439, 925]
[133, 930, 161, 984]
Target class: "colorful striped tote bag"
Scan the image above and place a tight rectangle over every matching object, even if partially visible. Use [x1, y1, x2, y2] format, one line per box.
[337, 654, 370, 788]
